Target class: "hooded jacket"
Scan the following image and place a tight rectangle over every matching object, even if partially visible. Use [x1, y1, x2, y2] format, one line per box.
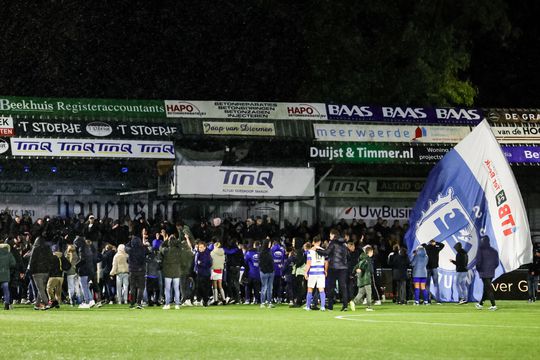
[453, 242, 469, 273]
[160, 236, 182, 278]
[475, 236, 499, 278]
[315, 237, 348, 270]
[211, 247, 225, 271]
[389, 249, 409, 281]
[29, 237, 54, 275]
[179, 241, 194, 276]
[110, 244, 129, 276]
[422, 241, 445, 269]
[259, 246, 274, 274]
[0, 244, 16, 283]
[74, 236, 96, 277]
[411, 247, 429, 278]
[125, 237, 148, 273]
[354, 252, 372, 287]
[194, 248, 212, 277]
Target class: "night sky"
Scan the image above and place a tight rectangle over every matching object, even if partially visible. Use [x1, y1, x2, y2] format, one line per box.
[0, 1, 539, 107]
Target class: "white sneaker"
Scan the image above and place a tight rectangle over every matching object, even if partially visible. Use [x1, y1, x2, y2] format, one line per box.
[88, 300, 96, 308]
[349, 301, 356, 312]
[475, 303, 483, 310]
[374, 300, 382, 306]
[175, 305, 180, 310]
[362, 299, 367, 305]
[78, 303, 90, 309]
[182, 300, 193, 307]
[489, 306, 497, 311]
[366, 307, 374, 311]
[162, 304, 170, 310]
[243, 301, 250, 305]
[260, 304, 266, 309]
[108, 301, 114, 305]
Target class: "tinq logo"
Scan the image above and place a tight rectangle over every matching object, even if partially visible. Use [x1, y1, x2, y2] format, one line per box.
[220, 169, 274, 189]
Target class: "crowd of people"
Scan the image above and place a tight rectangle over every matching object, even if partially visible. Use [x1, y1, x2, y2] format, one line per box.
[0, 211, 539, 311]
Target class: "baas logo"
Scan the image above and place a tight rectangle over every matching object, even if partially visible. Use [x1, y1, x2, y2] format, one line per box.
[0, 138, 9, 154]
[86, 122, 113, 137]
[414, 187, 479, 271]
[165, 101, 205, 117]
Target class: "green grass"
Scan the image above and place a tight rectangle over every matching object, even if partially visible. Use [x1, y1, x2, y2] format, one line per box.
[1, 301, 539, 359]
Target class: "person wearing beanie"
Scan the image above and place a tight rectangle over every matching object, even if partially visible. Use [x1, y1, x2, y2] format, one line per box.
[475, 236, 500, 311]
[450, 242, 469, 304]
[160, 235, 182, 310]
[110, 244, 129, 305]
[125, 236, 149, 309]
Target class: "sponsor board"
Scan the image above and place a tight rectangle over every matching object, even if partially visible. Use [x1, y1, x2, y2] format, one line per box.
[313, 123, 470, 143]
[0, 96, 165, 117]
[326, 105, 483, 124]
[319, 177, 424, 198]
[492, 125, 540, 143]
[10, 138, 175, 159]
[0, 115, 15, 136]
[487, 108, 540, 123]
[165, 100, 327, 120]
[337, 205, 413, 221]
[202, 121, 275, 136]
[13, 118, 180, 139]
[173, 166, 314, 199]
[308, 143, 452, 164]
[501, 145, 540, 163]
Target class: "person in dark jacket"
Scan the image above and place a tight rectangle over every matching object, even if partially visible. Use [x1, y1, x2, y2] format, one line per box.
[125, 236, 149, 309]
[194, 241, 212, 306]
[259, 238, 275, 308]
[475, 236, 500, 310]
[74, 236, 96, 308]
[450, 242, 469, 304]
[315, 229, 349, 311]
[101, 244, 116, 304]
[389, 247, 409, 305]
[528, 242, 540, 303]
[6, 238, 25, 305]
[28, 236, 54, 310]
[179, 235, 195, 306]
[224, 238, 244, 304]
[145, 242, 161, 307]
[46, 246, 71, 308]
[0, 243, 16, 310]
[160, 235, 182, 309]
[422, 239, 445, 304]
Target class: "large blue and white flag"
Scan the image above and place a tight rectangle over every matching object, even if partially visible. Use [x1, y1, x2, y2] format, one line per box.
[405, 120, 532, 302]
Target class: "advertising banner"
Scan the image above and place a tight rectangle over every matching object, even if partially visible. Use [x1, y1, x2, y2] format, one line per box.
[202, 121, 275, 136]
[0, 115, 15, 136]
[10, 138, 175, 159]
[501, 146, 540, 163]
[173, 166, 315, 199]
[13, 118, 180, 140]
[326, 104, 483, 124]
[492, 125, 540, 143]
[0, 138, 10, 155]
[313, 123, 470, 143]
[487, 108, 540, 123]
[0, 96, 165, 117]
[309, 143, 452, 164]
[319, 177, 424, 198]
[165, 100, 327, 120]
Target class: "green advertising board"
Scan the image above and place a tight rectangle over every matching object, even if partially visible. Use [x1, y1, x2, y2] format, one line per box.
[309, 142, 451, 164]
[0, 96, 165, 118]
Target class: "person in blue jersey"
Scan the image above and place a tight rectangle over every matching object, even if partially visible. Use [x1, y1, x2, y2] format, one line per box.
[411, 245, 429, 305]
[475, 236, 499, 311]
[244, 240, 261, 304]
[271, 238, 285, 303]
[194, 241, 212, 307]
[304, 236, 328, 311]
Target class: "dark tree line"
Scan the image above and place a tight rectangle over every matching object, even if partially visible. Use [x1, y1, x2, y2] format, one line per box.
[0, 0, 538, 106]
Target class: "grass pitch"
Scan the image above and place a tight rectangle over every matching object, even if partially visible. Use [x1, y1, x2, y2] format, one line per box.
[2, 301, 538, 359]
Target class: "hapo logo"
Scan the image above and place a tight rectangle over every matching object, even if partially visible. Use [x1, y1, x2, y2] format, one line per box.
[165, 101, 204, 116]
[220, 169, 274, 188]
[414, 187, 479, 271]
[287, 104, 321, 117]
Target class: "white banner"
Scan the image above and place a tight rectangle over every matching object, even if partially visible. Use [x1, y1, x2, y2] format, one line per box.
[165, 100, 327, 120]
[10, 138, 175, 159]
[173, 166, 315, 199]
[492, 125, 540, 143]
[313, 124, 470, 143]
[0, 115, 14, 136]
[202, 121, 275, 136]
